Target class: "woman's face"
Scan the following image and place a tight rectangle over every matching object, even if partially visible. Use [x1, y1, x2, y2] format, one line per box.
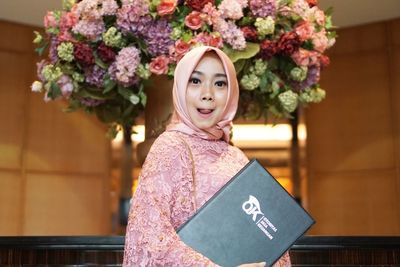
[186, 52, 228, 130]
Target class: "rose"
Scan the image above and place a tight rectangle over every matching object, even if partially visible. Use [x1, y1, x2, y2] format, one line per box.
[312, 30, 328, 53]
[208, 34, 223, 48]
[277, 32, 301, 56]
[185, 11, 204, 30]
[291, 48, 319, 66]
[186, 0, 214, 11]
[173, 40, 191, 61]
[157, 0, 177, 16]
[149, 55, 170, 75]
[241, 26, 258, 42]
[294, 21, 314, 42]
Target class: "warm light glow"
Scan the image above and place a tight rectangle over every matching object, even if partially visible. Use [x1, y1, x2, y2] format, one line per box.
[111, 123, 306, 148]
[231, 124, 306, 148]
[111, 125, 145, 147]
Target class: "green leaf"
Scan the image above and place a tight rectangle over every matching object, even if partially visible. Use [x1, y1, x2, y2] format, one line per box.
[77, 87, 111, 100]
[49, 82, 62, 99]
[234, 59, 246, 74]
[35, 46, 46, 56]
[95, 55, 108, 69]
[118, 86, 140, 105]
[94, 105, 121, 124]
[63, 99, 81, 112]
[259, 75, 268, 92]
[223, 43, 260, 63]
[103, 76, 116, 93]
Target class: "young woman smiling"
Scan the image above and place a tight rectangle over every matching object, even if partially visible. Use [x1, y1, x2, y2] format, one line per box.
[123, 46, 291, 267]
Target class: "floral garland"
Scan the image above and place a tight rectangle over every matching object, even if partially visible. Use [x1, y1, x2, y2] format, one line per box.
[32, 0, 336, 134]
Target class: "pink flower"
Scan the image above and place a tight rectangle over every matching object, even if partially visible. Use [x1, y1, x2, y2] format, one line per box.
[149, 55, 170, 75]
[101, 0, 119, 16]
[291, 48, 319, 66]
[294, 20, 314, 42]
[313, 7, 326, 25]
[175, 40, 190, 56]
[58, 31, 75, 42]
[312, 29, 328, 53]
[44, 11, 58, 28]
[201, 3, 221, 25]
[185, 11, 204, 30]
[218, 0, 244, 20]
[60, 12, 78, 32]
[157, 0, 177, 16]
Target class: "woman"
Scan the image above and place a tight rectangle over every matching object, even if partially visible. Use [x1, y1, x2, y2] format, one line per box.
[123, 46, 291, 267]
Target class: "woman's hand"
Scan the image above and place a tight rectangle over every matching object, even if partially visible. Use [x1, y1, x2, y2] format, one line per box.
[238, 262, 266, 267]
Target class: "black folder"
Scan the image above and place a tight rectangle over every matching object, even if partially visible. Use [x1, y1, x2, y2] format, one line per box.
[177, 159, 315, 267]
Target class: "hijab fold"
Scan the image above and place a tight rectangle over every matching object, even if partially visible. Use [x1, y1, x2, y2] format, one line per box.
[166, 46, 239, 142]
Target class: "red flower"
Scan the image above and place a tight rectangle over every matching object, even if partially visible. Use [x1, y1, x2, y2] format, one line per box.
[277, 32, 301, 56]
[185, 11, 203, 30]
[241, 26, 258, 42]
[319, 55, 330, 68]
[260, 39, 278, 60]
[306, 0, 318, 7]
[74, 43, 94, 66]
[186, 0, 214, 11]
[97, 43, 116, 63]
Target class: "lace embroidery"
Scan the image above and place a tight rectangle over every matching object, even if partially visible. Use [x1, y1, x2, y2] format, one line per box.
[123, 131, 291, 267]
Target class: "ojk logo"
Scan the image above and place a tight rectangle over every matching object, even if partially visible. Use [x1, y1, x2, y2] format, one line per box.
[242, 195, 264, 221]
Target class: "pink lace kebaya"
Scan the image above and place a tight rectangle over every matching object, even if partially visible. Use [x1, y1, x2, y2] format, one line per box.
[123, 46, 291, 267]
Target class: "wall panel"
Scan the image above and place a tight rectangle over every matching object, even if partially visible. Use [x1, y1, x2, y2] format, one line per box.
[23, 173, 107, 235]
[306, 18, 400, 235]
[0, 172, 21, 235]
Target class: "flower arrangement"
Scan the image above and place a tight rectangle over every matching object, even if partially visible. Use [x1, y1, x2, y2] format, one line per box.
[32, 0, 335, 134]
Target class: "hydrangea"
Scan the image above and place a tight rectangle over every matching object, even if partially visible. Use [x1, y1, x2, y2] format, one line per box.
[290, 66, 308, 82]
[299, 88, 326, 103]
[103, 27, 125, 48]
[110, 47, 141, 85]
[278, 90, 298, 113]
[254, 17, 275, 38]
[254, 59, 267, 75]
[41, 64, 63, 82]
[57, 42, 74, 62]
[240, 73, 260, 90]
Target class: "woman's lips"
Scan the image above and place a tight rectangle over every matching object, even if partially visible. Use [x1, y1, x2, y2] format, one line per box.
[197, 108, 214, 118]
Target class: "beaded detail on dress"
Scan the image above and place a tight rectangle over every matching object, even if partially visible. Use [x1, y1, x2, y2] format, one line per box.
[123, 131, 291, 267]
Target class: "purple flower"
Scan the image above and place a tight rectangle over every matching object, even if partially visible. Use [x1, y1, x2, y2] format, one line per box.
[85, 65, 106, 87]
[109, 47, 141, 86]
[292, 65, 320, 91]
[144, 19, 175, 56]
[116, 2, 149, 34]
[80, 97, 106, 107]
[49, 37, 60, 63]
[249, 0, 277, 17]
[36, 60, 47, 82]
[57, 75, 74, 98]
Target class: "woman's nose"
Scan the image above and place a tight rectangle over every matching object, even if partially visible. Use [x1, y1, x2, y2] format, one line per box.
[201, 87, 214, 101]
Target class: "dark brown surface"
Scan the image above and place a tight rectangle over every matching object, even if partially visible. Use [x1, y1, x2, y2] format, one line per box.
[0, 236, 399, 266]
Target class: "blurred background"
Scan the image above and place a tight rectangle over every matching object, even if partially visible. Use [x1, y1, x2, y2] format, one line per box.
[0, 0, 399, 236]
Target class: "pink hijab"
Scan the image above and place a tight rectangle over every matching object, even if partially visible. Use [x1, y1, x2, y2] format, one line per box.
[166, 46, 239, 142]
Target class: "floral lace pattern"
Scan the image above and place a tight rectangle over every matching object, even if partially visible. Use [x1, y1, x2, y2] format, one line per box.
[123, 131, 291, 267]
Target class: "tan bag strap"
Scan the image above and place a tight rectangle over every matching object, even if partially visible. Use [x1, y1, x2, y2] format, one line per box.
[180, 137, 198, 211]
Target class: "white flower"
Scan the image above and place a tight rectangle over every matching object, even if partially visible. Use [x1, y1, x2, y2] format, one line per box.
[31, 81, 43, 93]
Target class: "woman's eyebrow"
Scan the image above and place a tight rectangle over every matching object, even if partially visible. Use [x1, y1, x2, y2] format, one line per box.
[192, 70, 227, 78]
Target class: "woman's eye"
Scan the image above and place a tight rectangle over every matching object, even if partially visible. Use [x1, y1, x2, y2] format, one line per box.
[189, 78, 201, 84]
[215, 81, 227, 87]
